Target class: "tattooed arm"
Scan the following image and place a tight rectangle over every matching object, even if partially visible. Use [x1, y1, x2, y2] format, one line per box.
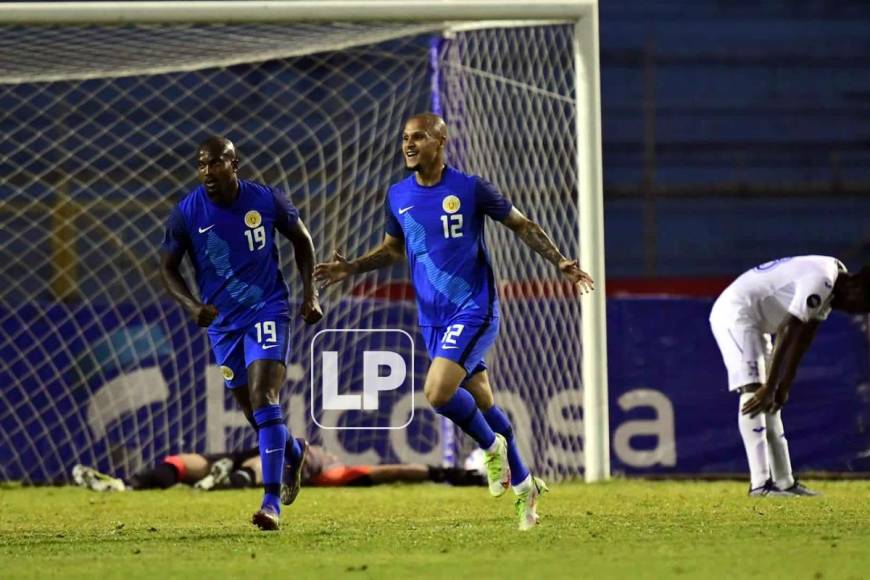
[314, 234, 405, 289]
[501, 207, 594, 294]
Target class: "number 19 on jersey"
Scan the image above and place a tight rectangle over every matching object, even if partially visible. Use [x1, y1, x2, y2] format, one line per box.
[244, 226, 266, 251]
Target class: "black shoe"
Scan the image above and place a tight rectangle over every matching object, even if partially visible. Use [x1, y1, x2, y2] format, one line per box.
[782, 480, 820, 496]
[748, 479, 793, 497]
[280, 438, 309, 505]
[252, 509, 280, 531]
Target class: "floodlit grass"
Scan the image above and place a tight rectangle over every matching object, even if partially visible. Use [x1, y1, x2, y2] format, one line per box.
[1, 480, 868, 579]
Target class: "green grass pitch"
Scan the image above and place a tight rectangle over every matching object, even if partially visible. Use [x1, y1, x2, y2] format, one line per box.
[1, 480, 868, 579]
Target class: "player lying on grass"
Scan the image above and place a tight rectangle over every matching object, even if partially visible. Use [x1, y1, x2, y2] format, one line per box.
[72, 444, 485, 491]
[709, 256, 869, 496]
[160, 136, 322, 530]
[314, 112, 594, 530]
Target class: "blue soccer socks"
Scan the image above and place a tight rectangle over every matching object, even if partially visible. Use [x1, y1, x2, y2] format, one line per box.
[484, 405, 530, 486]
[435, 388, 497, 450]
[254, 404, 287, 514]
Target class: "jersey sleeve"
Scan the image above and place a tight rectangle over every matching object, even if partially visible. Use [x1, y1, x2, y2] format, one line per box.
[383, 191, 403, 238]
[787, 274, 836, 322]
[272, 189, 301, 237]
[475, 177, 513, 221]
[161, 206, 191, 257]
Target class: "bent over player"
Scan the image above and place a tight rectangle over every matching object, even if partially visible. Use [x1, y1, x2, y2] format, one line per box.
[314, 113, 593, 530]
[160, 136, 322, 530]
[709, 256, 869, 496]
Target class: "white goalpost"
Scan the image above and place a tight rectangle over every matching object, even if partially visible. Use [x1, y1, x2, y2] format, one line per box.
[0, 0, 609, 483]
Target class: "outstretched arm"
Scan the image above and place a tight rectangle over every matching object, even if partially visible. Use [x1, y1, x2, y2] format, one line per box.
[283, 218, 323, 324]
[160, 251, 218, 327]
[500, 207, 594, 294]
[741, 315, 819, 417]
[314, 234, 405, 289]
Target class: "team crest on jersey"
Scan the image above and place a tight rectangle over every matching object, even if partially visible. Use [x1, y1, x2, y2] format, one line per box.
[442, 195, 461, 214]
[244, 210, 262, 229]
[220, 366, 234, 380]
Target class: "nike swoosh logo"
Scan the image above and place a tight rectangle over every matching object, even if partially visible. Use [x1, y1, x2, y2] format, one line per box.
[262, 344, 280, 350]
[399, 206, 414, 214]
[752, 427, 765, 433]
[265, 448, 282, 454]
[198, 224, 215, 233]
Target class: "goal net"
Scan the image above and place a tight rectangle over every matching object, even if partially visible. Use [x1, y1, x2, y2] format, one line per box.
[0, 16, 591, 483]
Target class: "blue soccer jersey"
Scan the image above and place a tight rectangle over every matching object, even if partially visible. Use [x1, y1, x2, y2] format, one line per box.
[161, 179, 299, 332]
[384, 166, 512, 327]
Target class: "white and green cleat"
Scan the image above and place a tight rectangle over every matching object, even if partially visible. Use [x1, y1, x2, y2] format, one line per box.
[483, 433, 511, 497]
[514, 476, 549, 531]
[71, 464, 126, 492]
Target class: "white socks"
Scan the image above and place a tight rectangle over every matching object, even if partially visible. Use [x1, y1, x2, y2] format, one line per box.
[765, 411, 795, 489]
[737, 394, 795, 490]
[738, 393, 771, 489]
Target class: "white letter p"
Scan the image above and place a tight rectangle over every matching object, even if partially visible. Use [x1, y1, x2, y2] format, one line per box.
[362, 351, 406, 410]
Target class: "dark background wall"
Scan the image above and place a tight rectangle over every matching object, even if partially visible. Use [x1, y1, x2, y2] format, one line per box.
[2, 2, 868, 285]
[600, 0, 870, 278]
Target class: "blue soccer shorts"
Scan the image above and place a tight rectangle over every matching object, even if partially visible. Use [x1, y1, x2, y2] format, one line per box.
[421, 316, 500, 377]
[208, 309, 291, 389]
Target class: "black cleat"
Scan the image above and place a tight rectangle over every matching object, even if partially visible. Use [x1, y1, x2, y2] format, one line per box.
[280, 438, 309, 506]
[748, 479, 793, 497]
[251, 509, 280, 531]
[782, 480, 820, 496]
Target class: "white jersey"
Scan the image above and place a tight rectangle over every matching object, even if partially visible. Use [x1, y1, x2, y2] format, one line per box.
[710, 255, 845, 334]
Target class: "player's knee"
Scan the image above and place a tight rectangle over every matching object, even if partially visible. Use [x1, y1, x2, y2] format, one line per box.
[424, 382, 453, 408]
[247, 360, 284, 407]
[473, 390, 493, 411]
[249, 387, 279, 410]
[424, 385, 445, 407]
[765, 420, 785, 440]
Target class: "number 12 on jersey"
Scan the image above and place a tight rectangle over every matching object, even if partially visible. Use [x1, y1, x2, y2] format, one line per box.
[440, 214, 463, 239]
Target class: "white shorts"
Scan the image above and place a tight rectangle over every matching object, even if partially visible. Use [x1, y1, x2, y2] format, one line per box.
[709, 318, 772, 391]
